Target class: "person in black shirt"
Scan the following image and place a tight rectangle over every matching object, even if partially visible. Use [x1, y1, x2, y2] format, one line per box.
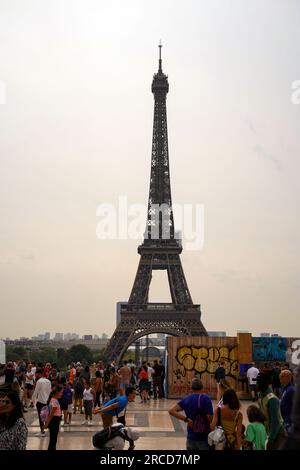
[214, 362, 225, 401]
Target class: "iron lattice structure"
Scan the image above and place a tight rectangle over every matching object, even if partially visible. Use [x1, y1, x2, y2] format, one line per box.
[105, 45, 207, 362]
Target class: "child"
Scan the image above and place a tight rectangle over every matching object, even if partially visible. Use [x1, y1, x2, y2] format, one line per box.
[244, 405, 267, 450]
[62, 382, 74, 426]
[82, 380, 95, 426]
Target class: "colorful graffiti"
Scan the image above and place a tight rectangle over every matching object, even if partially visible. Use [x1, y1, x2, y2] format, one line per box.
[286, 339, 300, 371]
[252, 337, 286, 362]
[175, 345, 239, 379]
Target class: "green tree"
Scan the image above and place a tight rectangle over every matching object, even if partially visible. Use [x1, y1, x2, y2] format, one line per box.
[67, 345, 92, 365]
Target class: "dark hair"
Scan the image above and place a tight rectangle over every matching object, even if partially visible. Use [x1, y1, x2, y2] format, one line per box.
[84, 365, 89, 372]
[51, 384, 63, 399]
[275, 362, 280, 367]
[123, 360, 128, 365]
[95, 370, 101, 378]
[142, 365, 148, 373]
[256, 373, 270, 392]
[110, 367, 116, 373]
[222, 388, 240, 410]
[1, 391, 24, 429]
[247, 405, 265, 424]
[125, 386, 136, 397]
[84, 380, 91, 387]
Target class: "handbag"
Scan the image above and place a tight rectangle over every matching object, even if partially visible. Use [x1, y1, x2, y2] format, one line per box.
[208, 407, 227, 450]
[192, 394, 210, 434]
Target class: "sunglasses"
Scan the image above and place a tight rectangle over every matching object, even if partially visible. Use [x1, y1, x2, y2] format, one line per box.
[0, 399, 11, 405]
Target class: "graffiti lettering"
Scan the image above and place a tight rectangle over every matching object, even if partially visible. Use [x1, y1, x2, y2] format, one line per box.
[176, 345, 239, 379]
[291, 340, 300, 366]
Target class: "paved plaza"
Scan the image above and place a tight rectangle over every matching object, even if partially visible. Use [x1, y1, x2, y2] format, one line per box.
[26, 399, 250, 450]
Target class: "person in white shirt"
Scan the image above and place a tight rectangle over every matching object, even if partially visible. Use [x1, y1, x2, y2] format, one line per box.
[31, 368, 51, 436]
[82, 380, 95, 426]
[247, 363, 259, 401]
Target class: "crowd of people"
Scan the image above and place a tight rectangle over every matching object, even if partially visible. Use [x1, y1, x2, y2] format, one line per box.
[169, 360, 300, 451]
[0, 358, 166, 450]
[0, 357, 299, 451]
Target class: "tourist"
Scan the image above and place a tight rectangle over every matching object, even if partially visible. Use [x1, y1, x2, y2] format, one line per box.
[93, 386, 136, 428]
[4, 362, 15, 384]
[159, 360, 166, 398]
[93, 370, 103, 407]
[280, 369, 295, 433]
[96, 424, 140, 450]
[217, 378, 231, 407]
[90, 363, 97, 385]
[119, 361, 132, 396]
[61, 381, 74, 426]
[44, 384, 64, 450]
[243, 405, 267, 450]
[24, 364, 35, 408]
[257, 372, 287, 449]
[147, 362, 154, 397]
[107, 367, 120, 400]
[247, 362, 260, 401]
[271, 362, 282, 398]
[81, 365, 91, 383]
[152, 360, 162, 399]
[73, 372, 84, 414]
[31, 367, 51, 436]
[138, 365, 150, 404]
[210, 388, 243, 450]
[282, 370, 300, 449]
[0, 390, 28, 450]
[82, 380, 95, 426]
[214, 361, 226, 401]
[169, 378, 213, 450]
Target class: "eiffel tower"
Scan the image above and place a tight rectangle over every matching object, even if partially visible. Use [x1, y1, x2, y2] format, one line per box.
[104, 45, 207, 362]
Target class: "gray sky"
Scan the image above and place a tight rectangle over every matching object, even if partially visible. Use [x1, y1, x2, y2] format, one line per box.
[0, 0, 300, 339]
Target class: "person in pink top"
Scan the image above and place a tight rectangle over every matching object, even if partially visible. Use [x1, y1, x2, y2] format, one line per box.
[44, 385, 63, 450]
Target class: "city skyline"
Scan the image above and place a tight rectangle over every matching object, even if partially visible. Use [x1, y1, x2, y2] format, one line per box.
[1, 1, 300, 339]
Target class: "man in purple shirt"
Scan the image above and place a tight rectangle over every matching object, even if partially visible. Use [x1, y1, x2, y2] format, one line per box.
[169, 378, 213, 450]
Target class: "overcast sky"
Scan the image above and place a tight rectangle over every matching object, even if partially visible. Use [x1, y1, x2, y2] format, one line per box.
[0, 0, 299, 339]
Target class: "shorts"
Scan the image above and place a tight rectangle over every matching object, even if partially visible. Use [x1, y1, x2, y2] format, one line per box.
[120, 382, 130, 391]
[250, 384, 257, 392]
[25, 383, 34, 390]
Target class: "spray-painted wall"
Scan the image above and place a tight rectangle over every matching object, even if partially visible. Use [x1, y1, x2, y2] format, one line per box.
[167, 335, 300, 399]
[167, 336, 241, 399]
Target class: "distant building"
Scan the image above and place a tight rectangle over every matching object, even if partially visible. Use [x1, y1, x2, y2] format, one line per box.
[44, 332, 51, 341]
[83, 335, 93, 341]
[260, 333, 270, 337]
[208, 331, 226, 337]
[54, 333, 64, 341]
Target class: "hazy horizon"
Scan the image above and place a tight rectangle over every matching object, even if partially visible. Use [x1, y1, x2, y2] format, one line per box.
[1, 0, 300, 340]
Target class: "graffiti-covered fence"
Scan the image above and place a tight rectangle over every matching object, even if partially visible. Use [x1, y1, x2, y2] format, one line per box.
[167, 334, 300, 399]
[167, 336, 242, 399]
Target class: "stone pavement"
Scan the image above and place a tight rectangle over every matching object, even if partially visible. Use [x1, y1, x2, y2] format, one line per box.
[26, 399, 250, 450]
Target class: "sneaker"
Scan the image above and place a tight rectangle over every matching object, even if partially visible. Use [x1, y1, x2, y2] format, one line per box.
[82, 420, 88, 425]
[88, 421, 93, 426]
[35, 432, 46, 437]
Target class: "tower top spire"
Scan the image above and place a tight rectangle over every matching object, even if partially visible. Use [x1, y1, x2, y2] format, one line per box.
[158, 40, 162, 73]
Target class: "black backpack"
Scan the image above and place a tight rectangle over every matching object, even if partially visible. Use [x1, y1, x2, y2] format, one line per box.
[92, 424, 135, 450]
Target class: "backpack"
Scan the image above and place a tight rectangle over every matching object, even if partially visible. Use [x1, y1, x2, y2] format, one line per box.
[208, 407, 227, 450]
[74, 379, 84, 395]
[40, 405, 50, 423]
[92, 424, 134, 449]
[192, 395, 210, 435]
[64, 387, 73, 405]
